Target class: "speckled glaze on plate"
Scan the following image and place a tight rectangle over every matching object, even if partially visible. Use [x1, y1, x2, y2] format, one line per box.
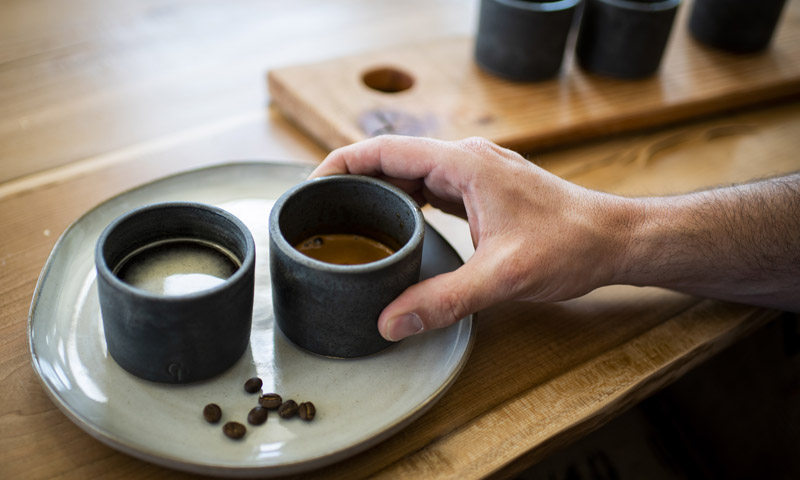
[28, 162, 474, 477]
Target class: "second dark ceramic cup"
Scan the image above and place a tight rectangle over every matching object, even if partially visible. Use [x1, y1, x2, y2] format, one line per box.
[576, 0, 681, 78]
[269, 175, 425, 358]
[475, 0, 583, 81]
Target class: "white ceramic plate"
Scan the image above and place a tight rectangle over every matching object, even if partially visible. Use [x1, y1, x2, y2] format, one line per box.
[28, 162, 474, 477]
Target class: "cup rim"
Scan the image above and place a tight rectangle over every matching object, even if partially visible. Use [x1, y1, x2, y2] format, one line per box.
[493, 0, 583, 12]
[94, 201, 256, 301]
[269, 175, 425, 273]
[591, 0, 681, 11]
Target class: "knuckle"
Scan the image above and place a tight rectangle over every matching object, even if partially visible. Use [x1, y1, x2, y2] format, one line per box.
[457, 136, 495, 155]
[456, 137, 523, 167]
[439, 288, 471, 326]
[371, 133, 399, 150]
[370, 133, 403, 149]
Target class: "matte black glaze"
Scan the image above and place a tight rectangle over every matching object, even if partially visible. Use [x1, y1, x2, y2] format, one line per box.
[269, 175, 424, 358]
[688, 0, 787, 54]
[95, 202, 255, 383]
[475, 0, 582, 81]
[576, 0, 681, 78]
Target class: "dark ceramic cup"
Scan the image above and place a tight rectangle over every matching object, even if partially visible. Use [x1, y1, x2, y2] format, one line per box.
[576, 0, 681, 78]
[688, 0, 787, 54]
[269, 175, 425, 358]
[95, 202, 256, 383]
[475, 0, 583, 82]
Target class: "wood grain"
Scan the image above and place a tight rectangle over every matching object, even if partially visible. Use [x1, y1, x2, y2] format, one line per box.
[2, 0, 800, 479]
[0, 0, 477, 184]
[268, 0, 800, 153]
[371, 300, 775, 480]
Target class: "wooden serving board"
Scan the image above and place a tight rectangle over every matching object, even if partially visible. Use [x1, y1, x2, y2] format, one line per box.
[268, 1, 800, 152]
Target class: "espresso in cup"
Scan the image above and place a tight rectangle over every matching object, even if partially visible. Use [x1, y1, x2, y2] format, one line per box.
[294, 233, 396, 265]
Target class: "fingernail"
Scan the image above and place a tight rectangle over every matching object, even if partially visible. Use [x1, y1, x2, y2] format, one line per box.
[386, 313, 423, 341]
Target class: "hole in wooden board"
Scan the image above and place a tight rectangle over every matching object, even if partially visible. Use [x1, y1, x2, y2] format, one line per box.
[362, 67, 414, 93]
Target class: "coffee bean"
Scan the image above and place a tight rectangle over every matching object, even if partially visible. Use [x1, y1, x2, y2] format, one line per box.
[223, 421, 246, 439]
[247, 406, 268, 425]
[298, 402, 316, 421]
[203, 403, 222, 423]
[258, 393, 282, 409]
[278, 399, 299, 418]
[244, 377, 262, 393]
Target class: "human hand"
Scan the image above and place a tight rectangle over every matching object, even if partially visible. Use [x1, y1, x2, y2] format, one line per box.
[310, 136, 635, 341]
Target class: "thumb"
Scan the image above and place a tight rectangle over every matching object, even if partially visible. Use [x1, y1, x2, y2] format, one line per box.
[377, 257, 497, 341]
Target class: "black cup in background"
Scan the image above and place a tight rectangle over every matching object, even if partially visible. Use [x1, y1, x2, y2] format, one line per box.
[688, 0, 787, 54]
[475, 0, 583, 82]
[576, 0, 681, 79]
[95, 202, 256, 383]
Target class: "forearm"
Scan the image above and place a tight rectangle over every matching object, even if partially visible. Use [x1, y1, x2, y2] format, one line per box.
[615, 173, 800, 312]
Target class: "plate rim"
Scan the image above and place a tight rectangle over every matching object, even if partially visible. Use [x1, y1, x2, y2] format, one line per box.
[27, 160, 476, 477]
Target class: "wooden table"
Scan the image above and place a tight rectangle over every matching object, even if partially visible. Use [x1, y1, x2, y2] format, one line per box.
[1, 1, 798, 478]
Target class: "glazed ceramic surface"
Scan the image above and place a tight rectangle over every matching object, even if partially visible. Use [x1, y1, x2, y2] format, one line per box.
[28, 162, 474, 477]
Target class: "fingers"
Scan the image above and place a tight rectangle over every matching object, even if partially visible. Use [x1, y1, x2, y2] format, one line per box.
[310, 136, 475, 202]
[377, 252, 500, 341]
[312, 136, 502, 215]
[310, 135, 444, 179]
[309, 136, 534, 341]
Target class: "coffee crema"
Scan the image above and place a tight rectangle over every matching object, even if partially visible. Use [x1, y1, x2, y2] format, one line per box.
[114, 239, 240, 295]
[294, 233, 396, 265]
